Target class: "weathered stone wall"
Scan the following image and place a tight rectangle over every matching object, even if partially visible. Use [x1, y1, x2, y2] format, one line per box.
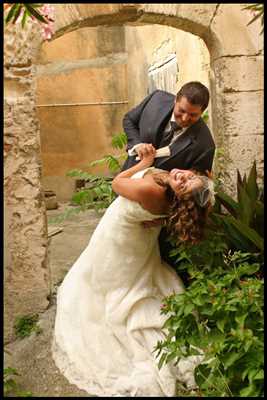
[4, 21, 50, 343]
[209, 4, 264, 190]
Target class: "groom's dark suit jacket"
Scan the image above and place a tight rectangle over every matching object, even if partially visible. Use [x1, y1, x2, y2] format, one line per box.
[121, 89, 215, 173]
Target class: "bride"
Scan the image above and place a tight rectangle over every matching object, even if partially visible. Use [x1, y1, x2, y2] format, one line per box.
[52, 144, 214, 397]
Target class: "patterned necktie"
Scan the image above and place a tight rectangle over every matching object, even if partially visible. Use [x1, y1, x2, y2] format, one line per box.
[161, 121, 182, 146]
[170, 120, 182, 133]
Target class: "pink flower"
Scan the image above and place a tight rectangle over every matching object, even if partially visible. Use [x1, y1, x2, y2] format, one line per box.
[28, 5, 55, 40]
[6, 4, 56, 41]
[41, 22, 54, 40]
[40, 4, 55, 22]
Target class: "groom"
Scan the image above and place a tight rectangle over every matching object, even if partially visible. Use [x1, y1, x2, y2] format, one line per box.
[121, 81, 216, 280]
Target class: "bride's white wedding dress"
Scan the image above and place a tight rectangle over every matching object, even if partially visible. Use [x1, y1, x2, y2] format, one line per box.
[52, 168, 202, 397]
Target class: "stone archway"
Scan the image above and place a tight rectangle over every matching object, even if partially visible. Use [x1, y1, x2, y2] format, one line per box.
[4, 4, 263, 342]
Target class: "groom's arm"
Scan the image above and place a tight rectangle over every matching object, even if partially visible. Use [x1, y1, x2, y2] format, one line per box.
[123, 90, 159, 151]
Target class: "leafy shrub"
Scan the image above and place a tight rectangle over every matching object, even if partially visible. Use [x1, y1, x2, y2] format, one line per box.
[155, 250, 264, 397]
[157, 163, 264, 396]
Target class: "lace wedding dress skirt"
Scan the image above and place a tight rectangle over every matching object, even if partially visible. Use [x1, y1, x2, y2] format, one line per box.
[52, 168, 202, 397]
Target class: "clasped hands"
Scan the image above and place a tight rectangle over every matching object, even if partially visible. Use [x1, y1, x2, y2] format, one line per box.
[135, 143, 156, 162]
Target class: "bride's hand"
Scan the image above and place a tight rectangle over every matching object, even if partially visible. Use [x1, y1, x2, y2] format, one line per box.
[137, 144, 156, 167]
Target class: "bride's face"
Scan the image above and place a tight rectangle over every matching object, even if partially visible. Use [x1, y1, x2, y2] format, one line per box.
[168, 169, 200, 194]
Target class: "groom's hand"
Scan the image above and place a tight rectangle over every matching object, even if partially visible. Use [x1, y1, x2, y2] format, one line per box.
[141, 217, 166, 228]
[136, 143, 155, 160]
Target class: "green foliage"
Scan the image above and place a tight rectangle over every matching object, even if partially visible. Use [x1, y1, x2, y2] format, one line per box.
[48, 132, 127, 224]
[67, 171, 116, 211]
[14, 314, 42, 339]
[242, 4, 264, 34]
[168, 230, 229, 293]
[202, 110, 209, 124]
[4, 367, 33, 397]
[211, 161, 264, 255]
[155, 250, 264, 397]
[4, 3, 48, 27]
[90, 155, 124, 173]
[111, 131, 128, 149]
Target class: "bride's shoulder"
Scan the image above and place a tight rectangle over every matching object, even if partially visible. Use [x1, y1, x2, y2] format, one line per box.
[138, 178, 168, 215]
[143, 167, 166, 176]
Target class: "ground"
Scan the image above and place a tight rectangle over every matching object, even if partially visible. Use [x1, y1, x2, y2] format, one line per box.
[4, 203, 104, 397]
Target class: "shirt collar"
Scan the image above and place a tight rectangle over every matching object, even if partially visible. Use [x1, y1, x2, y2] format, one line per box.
[170, 113, 176, 123]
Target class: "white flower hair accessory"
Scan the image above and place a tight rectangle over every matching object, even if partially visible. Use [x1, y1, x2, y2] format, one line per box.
[192, 176, 216, 207]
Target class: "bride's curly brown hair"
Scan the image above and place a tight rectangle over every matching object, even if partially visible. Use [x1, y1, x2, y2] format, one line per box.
[152, 170, 213, 245]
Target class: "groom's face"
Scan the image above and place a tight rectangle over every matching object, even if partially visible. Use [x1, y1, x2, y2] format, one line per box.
[173, 96, 203, 128]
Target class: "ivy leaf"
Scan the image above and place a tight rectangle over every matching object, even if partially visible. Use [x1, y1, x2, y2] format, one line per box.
[236, 263, 260, 277]
[183, 303, 194, 316]
[244, 339, 253, 353]
[158, 352, 167, 370]
[216, 319, 225, 333]
[111, 132, 127, 149]
[253, 369, 264, 380]
[194, 363, 212, 387]
[222, 352, 242, 369]
[235, 313, 248, 328]
[165, 352, 177, 364]
[239, 383, 257, 397]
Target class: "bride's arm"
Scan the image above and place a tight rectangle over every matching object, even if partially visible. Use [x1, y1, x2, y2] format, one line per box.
[112, 144, 159, 203]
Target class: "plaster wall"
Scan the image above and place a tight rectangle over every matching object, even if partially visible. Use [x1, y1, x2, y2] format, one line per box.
[36, 26, 128, 201]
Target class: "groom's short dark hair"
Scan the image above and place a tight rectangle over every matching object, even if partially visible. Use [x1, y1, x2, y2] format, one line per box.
[176, 81, 210, 111]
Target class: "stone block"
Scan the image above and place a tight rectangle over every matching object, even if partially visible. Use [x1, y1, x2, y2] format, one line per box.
[53, 4, 140, 38]
[212, 55, 263, 92]
[227, 135, 263, 175]
[140, 4, 217, 38]
[211, 4, 263, 59]
[214, 91, 263, 137]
